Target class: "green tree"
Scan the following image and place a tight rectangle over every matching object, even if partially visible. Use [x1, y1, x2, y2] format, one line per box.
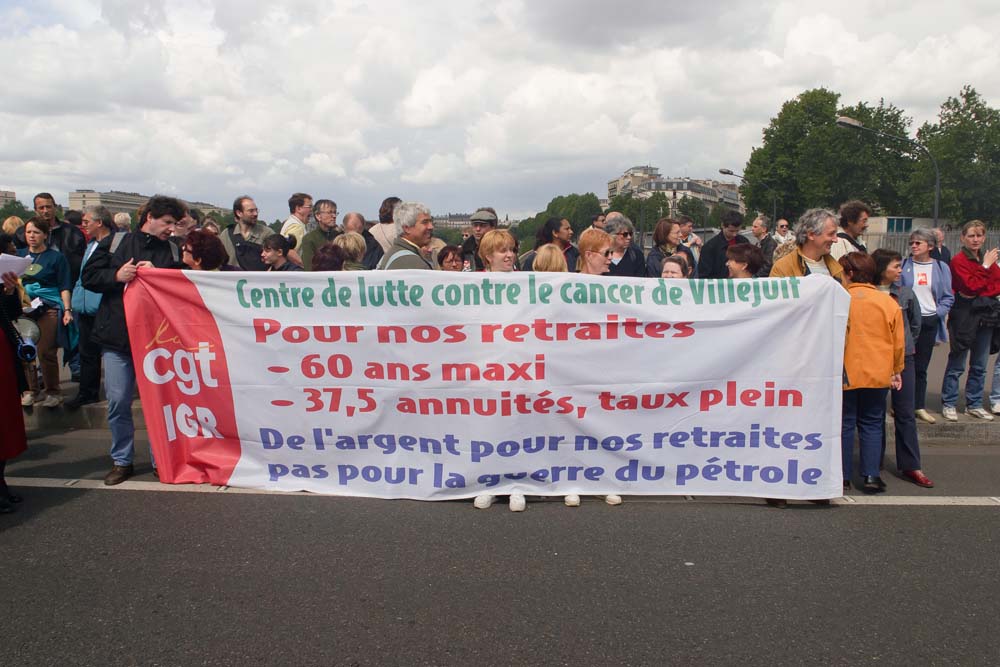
[743, 88, 916, 219]
[604, 192, 669, 234]
[675, 196, 709, 227]
[910, 86, 1000, 224]
[0, 199, 32, 222]
[515, 192, 603, 245]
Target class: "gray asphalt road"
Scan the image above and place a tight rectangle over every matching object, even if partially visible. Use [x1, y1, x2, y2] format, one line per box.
[3, 431, 1000, 666]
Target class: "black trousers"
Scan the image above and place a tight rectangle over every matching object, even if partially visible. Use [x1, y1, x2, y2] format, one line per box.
[914, 314, 939, 411]
[882, 354, 921, 471]
[76, 313, 102, 401]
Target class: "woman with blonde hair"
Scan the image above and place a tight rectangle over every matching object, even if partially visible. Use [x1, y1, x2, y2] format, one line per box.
[532, 243, 568, 272]
[333, 232, 367, 271]
[478, 229, 517, 273]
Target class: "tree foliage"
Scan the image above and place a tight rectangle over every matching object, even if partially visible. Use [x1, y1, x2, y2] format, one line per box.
[515, 192, 603, 244]
[0, 199, 32, 222]
[744, 86, 1000, 226]
[675, 196, 709, 227]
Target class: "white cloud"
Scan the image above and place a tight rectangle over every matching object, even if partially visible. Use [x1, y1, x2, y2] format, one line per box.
[0, 0, 995, 221]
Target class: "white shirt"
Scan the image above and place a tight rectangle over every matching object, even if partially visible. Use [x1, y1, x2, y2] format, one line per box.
[803, 256, 830, 277]
[911, 260, 937, 316]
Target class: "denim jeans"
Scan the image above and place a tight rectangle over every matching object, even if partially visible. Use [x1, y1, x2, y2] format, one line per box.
[941, 326, 992, 409]
[842, 387, 888, 480]
[913, 315, 938, 410]
[103, 348, 137, 466]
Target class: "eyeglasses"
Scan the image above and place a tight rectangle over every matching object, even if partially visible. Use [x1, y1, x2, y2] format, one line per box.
[777, 225, 788, 229]
[590, 249, 612, 258]
[618, 231, 633, 238]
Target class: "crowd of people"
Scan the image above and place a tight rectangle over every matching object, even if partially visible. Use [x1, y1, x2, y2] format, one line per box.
[0, 190, 993, 514]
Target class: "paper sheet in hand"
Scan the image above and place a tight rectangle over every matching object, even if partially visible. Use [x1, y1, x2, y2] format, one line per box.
[0, 254, 33, 276]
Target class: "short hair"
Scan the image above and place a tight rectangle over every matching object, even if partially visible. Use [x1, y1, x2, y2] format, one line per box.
[720, 210, 744, 228]
[379, 196, 402, 223]
[677, 214, 694, 227]
[185, 230, 228, 270]
[33, 193, 55, 208]
[661, 255, 690, 277]
[144, 195, 187, 225]
[341, 212, 365, 231]
[604, 215, 635, 238]
[794, 208, 837, 246]
[533, 243, 568, 272]
[113, 212, 132, 230]
[839, 200, 872, 228]
[188, 208, 203, 224]
[438, 244, 462, 267]
[262, 234, 296, 255]
[592, 213, 605, 224]
[962, 219, 987, 236]
[25, 218, 51, 236]
[752, 215, 770, 228]
[0, 233, 15, 254]
[288, 192, 312, 214]
[2, 216, 24, 235]
[311, 243, 346, 271]
[652, 218, 680, 247]
[314, 199, 337, 214]
[535, 217, 566, 248]
[478, 229, 516, 268]
[333, 231, 365, 262]
[84, 205, 114, 231]
[726, 244, 764, 276]
[871, 248, 902, 283]
[64, 210, 83, 226]
[577, 228, 612, 270]
[909, 228, 937, 248]
[838, 251, 877, 285]
[202, 221, 221, 235]
[393, 202, 431, 235]
[233, 195, 253, 217]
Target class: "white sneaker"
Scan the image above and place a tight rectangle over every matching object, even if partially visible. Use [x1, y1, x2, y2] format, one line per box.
[992, 402, 1000, 415]
[39, 393, 63, 408]
[509, 493, 526, 512]
[604, 494, 623, 506]
[914, 409, 937, 424]
[942, 406, 958, 421]
[473, 494, 495, 509]
[564, 494, 580, 507]
[21, 392, 36, 407]
[966, 407, 994, 421]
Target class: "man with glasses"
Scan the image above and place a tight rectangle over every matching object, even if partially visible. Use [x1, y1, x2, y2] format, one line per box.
[299, 199, 340, 270]
[589, 213, 606, 231]
[280, 192, 313, 248]
[605, 215, 646, 277]
[773, 218, 793, 245]
[461, 207, 498, 271]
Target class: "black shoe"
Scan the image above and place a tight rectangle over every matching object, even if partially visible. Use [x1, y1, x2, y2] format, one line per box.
[103, 464, 134, 486]
[862, 476, 885, 494]
[0, 497, 15, 514]
[843, 480, 852, 491]
[65, 394, 99, 410]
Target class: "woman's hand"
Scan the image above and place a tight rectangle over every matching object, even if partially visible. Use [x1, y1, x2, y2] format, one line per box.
[890, 373, 902, 391]
[984, 247, 999, 268]
[62, 309, 74, 326]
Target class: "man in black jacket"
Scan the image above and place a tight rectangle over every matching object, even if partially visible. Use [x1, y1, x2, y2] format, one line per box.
[83, 195, 186, 486]
[698, 210, 748, 279]
[33, 193, 86, 284]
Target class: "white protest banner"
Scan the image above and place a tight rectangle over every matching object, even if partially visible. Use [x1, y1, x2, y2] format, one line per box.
[125, 270, 848, 500]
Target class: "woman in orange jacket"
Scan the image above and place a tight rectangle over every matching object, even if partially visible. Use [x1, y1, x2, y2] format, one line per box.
[839, 252, 905, 494]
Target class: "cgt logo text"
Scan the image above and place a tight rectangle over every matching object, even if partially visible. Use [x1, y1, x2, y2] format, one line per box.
[142, 341, 223, 442]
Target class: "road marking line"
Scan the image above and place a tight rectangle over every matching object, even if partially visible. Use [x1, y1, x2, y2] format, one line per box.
[6, 477, 1000, 506]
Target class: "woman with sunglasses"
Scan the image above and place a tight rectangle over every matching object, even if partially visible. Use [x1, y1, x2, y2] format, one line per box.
[563, 228, 623, 507]
[604, 216, 645, 277]
[899, 229, 953, 424]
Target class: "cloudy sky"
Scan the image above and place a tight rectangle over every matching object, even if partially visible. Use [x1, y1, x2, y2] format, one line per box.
[1, 0, 997, 222]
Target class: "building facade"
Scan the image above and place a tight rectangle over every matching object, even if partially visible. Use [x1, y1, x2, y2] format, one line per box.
[607, 167, 744, 215]
[68, 190, 227, 217]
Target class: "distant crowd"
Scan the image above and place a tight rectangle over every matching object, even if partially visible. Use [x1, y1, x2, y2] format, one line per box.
[0, 190, 996, 513]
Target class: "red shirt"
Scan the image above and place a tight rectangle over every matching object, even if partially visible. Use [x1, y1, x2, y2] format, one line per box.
[950, 250, 1000, 297]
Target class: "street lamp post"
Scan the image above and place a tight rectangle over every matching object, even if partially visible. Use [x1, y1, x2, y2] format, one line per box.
[835, 115, 940, 227]
[719, 168, 777, 229]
